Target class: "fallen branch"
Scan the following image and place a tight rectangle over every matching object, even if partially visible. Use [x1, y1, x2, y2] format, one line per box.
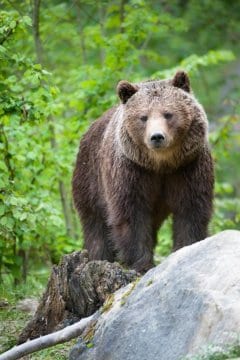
[0, 314, 96, 360]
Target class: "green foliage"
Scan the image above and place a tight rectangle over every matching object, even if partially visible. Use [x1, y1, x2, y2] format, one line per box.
[210, 113, 240, 234]
[184, 342, 240, 360]
[152, 50, 235, 79]
[0, 0, 239, 281]
[0, 6, 81, 283]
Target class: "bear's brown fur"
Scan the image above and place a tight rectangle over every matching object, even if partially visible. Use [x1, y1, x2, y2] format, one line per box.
[72, 71, 214, 273]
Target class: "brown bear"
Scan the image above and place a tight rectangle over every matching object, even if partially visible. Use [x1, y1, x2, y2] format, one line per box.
[72, 71, 214, 273]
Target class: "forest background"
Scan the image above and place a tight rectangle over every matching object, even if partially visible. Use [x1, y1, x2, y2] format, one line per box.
[0, 0, 240, 287]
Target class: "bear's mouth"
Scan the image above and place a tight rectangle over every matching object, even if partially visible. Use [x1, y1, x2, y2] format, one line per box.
[150, 142, 166, 149]
[145, 138, 169, 150]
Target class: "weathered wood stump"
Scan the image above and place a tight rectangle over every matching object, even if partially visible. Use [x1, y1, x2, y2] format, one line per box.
[18, 250, 138, 344]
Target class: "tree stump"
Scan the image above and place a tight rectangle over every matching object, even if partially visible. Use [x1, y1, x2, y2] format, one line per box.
[18, 250, 138, 344]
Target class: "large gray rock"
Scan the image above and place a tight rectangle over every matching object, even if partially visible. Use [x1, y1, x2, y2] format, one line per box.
[70, 230, 240, 360]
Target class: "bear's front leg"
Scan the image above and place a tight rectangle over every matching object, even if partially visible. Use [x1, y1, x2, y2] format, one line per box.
[111, 217, 155, 273]
[167, 150, 214, 250]
[103, 160, 155, 273]
[172, 210, 210, 250]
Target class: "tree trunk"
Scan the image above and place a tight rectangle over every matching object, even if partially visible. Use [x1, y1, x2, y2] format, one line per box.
[18, 249, 28, 283]
[119, 0, 126, 33]
[18, 250, 138, 344]
[75, 1, 87, 64]
[32, 0, 43, 64]
[49, 123, 75, 239]
[98, 1, 105, 65]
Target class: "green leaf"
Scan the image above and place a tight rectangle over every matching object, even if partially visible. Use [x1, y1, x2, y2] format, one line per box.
[33, 64, 42, 71]
[22, 16, 32, 27]
[0, 45, 6, 53]
[0, 205, 5, 216]
[0, 216, 14, 229]
[9, 20, 17, 29]
[19, 213, 27, 221]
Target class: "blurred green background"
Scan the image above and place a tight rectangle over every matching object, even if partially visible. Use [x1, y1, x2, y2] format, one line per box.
[0, 0, 240, 286]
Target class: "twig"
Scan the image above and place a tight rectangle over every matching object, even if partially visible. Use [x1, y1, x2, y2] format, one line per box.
[0, 314, 95, 360]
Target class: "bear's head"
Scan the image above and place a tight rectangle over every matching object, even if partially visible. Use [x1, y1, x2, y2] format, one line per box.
[116, 71, 208, 170]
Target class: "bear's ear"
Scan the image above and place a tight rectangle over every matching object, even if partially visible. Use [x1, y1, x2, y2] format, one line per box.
[117, 80, 139, 104]
[172, 71, 190, 93]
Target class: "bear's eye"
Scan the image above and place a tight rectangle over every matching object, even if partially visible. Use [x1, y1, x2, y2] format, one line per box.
[140, 115, 148, 122]
[163, 112, 173, 120]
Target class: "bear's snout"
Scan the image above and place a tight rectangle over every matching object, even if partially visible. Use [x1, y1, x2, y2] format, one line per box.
[144, 115, 169, 150]
[150, 132, 165, 148]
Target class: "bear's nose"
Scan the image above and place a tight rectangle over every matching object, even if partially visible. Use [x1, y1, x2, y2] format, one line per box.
[150, 132, 165, 145]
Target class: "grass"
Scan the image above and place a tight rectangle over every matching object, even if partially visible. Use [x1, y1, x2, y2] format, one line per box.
[0, 268, 76, 359]
[0, 307, 31, 353]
